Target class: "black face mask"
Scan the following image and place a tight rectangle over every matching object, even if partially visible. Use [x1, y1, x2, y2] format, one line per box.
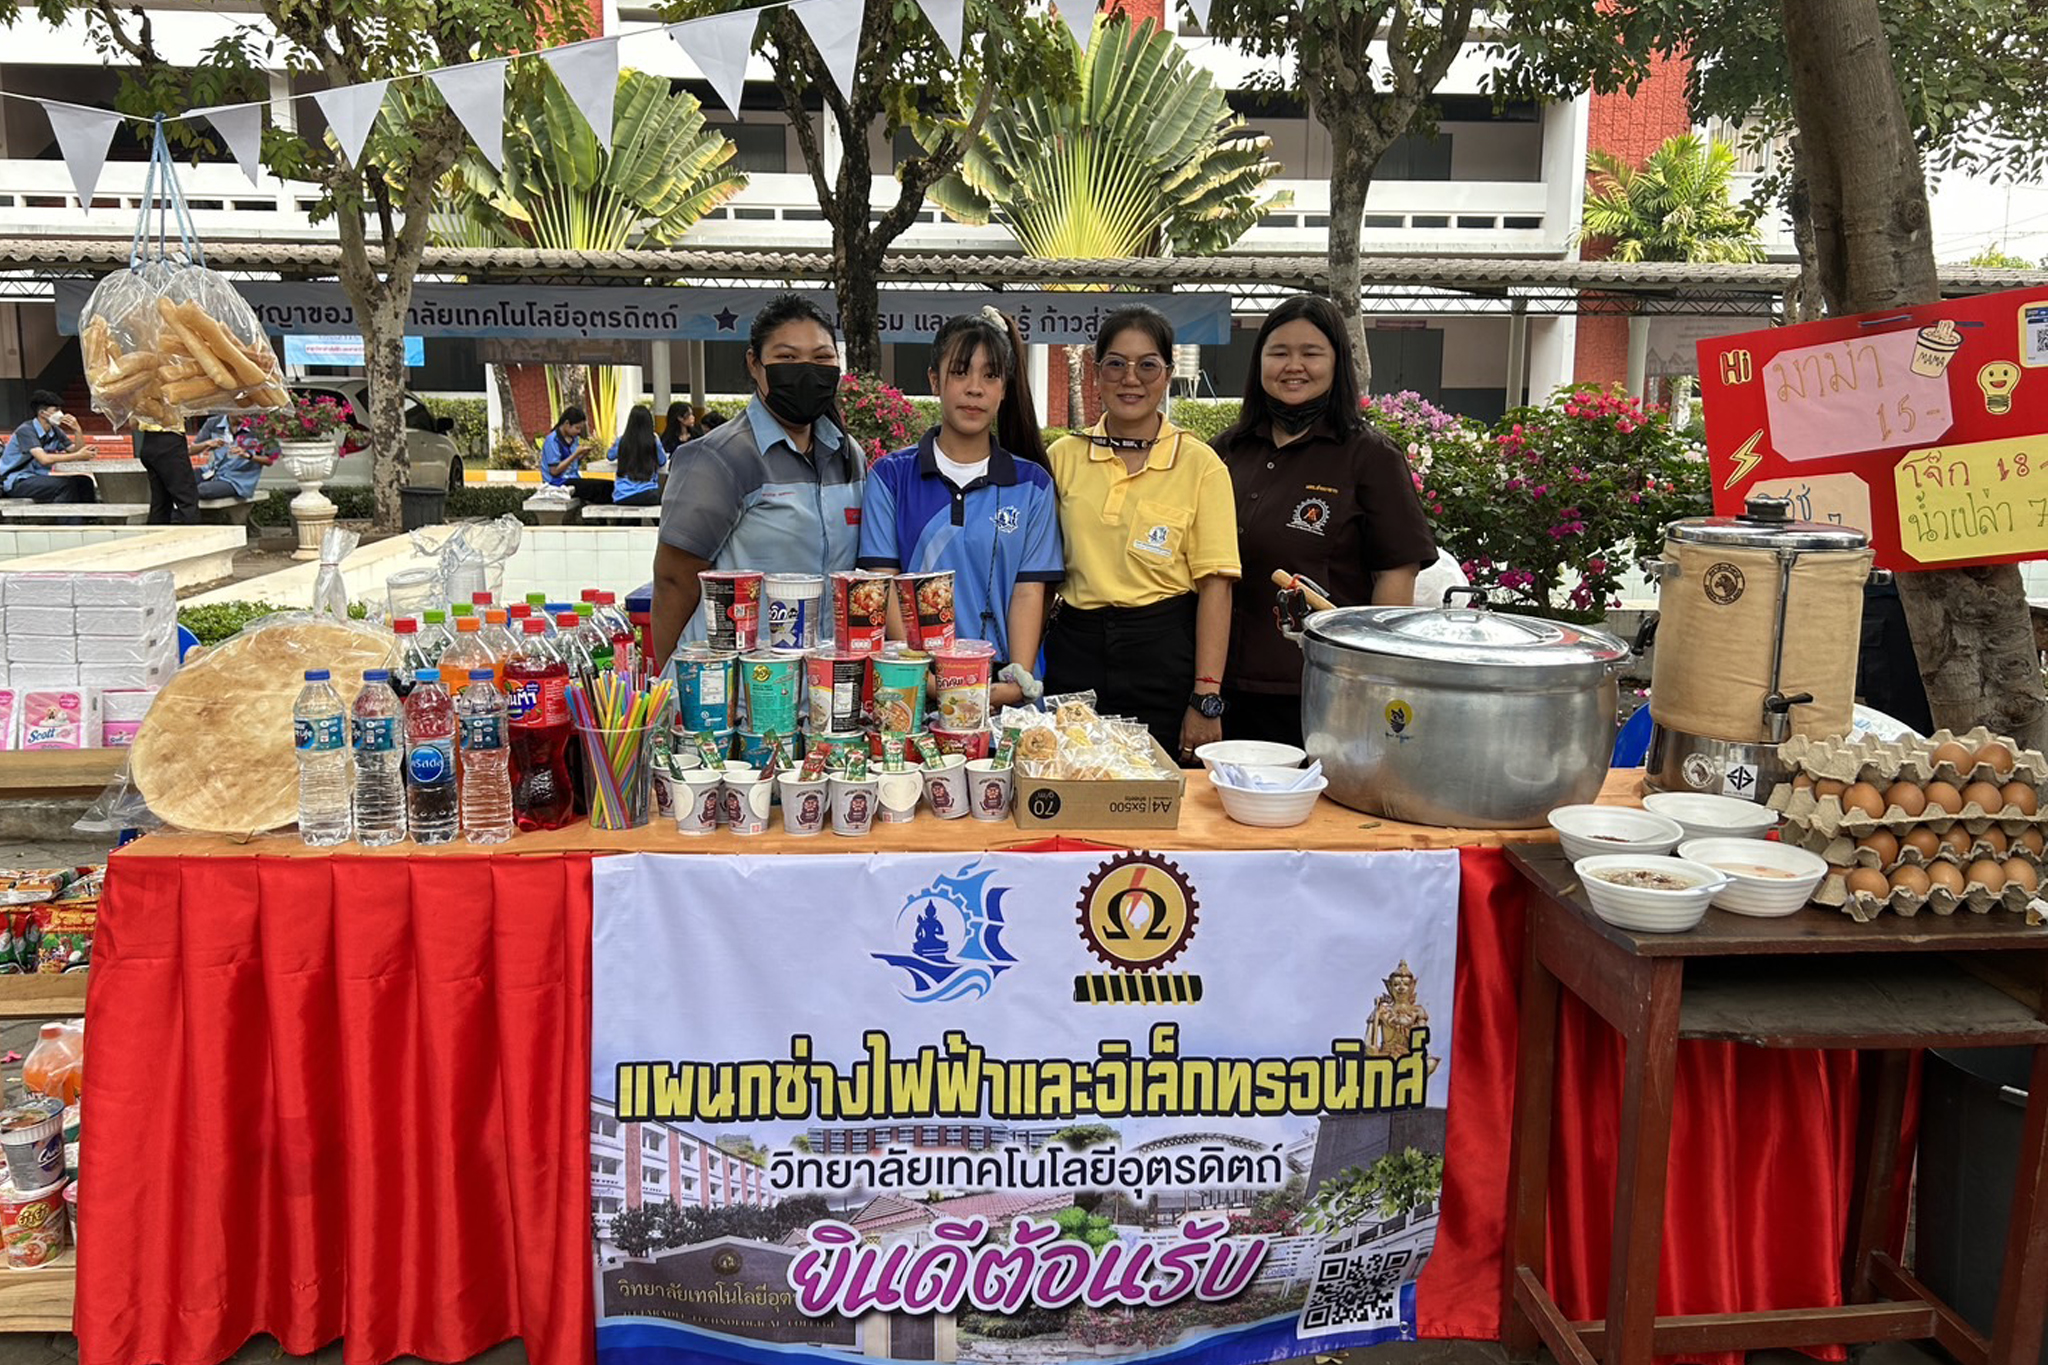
[761, 362, 841, 427]
[1268, 393, 1330, 434]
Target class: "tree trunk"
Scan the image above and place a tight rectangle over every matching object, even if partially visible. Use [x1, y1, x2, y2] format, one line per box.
[363, 294, 411, 531]
[1782, 134, 1824, 325]
[491, 364, 528, 453]
[1781, 0, 2045, 745]
[1067, 345, 1086, 429]
[837, 229, 883, 375]
[1324, 116, 1374, 392]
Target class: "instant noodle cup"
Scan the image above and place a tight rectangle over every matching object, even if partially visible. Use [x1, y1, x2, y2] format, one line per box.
[674, 769, 722, 836]
[966, 757, 1013, 821]
[779, 774, 829, 836]
[931, 726, 991, 761]
[831, 571, 892, 656]
[931, 640, 995, 734]
[0, 1176, 65, 1268]
[764, 574, 825, 650]
[737, 730, 803, 776]
[741, 652, 802, 735]
[894, 571, 957, 650]
[876, 768, 922, 824]
[869, 652, 931, 735]
[829, 774, 879, 836]
[921, 752, 971, 820]
[673, 647, 737, 731]
[0, 1100, 63, 1192]
[698, 570, 764, 653]
[805, 649, 866, 734]
[61, 1180, 75, 1254]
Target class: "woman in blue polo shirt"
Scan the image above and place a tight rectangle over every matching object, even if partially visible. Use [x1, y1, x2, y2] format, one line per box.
[858, 309, 1062, 705]
[573, 405, 666, 506]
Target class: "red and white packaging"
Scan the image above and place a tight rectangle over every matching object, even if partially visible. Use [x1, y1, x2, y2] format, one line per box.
[0, 691, 16, 752]
[19, 692, 98, 751]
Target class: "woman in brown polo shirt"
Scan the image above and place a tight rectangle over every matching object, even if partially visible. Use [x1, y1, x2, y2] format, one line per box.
[1215, 294, 1437, 748]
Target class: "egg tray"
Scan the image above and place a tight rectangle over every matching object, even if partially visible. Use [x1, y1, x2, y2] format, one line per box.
[1776, 726, 2046, 790]
[1786, 823, 2048, 875]
[1824, 871, 2048, 924]
[1767, 783, 2048, 839]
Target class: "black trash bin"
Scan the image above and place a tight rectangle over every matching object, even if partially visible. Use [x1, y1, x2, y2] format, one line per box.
[1915, 1048, 2041, 1364]
[400, 486, 447, 531]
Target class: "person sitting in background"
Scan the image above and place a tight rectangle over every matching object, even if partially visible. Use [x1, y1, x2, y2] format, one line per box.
[193, 415, 275, 501]
[574, 406, 666, 507]
[0, 390, 95, 503]
[660, 401, 698, 454]
[700, 411, 728, 432]
[540, 406, 588, 487]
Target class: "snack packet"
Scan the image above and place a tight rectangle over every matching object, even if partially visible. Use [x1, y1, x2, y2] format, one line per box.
[993, 726, 1021, 770]
[843, 748, 870, 782]
[881, 734, 907, 774]
[800, 746, 831, 781]
[694, 730, 727, 769]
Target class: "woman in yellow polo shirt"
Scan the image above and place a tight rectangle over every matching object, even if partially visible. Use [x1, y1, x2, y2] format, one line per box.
[1044, 305, 1240, 764]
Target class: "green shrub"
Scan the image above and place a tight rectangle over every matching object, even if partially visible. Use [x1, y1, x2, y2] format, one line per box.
[421, 396, 489, 466]
[448, 485, 544, 524]
[1169, 397, 1241, 445]
[251, 486, 376, 528]
[251, 484, 540, 527]
[905, 397, 942, 434]
[178, 600, 286, 644]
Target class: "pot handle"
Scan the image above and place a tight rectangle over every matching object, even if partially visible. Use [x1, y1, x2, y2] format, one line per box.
[1442, 585, 1491, 610]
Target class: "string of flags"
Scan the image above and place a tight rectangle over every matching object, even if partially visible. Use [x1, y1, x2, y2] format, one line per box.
[25, 0, 1210, 214]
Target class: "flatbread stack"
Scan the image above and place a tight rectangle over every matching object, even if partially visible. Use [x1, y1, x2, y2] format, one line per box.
[131, 618, 394, 837]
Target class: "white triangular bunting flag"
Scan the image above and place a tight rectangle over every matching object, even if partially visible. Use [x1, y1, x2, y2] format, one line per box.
[671, 10, 758, 121]
[915, 0, 966, 58]
[1057, 0, 1096, 53]
[793, 0, 865, 105]
[1183, 0, 1211, 30]
[545, 40, 620, 151]
[195, 103, 265, 186]
[430, 60, 508, 170]
[311, 79, 391, 166]
[41, 102, 122, 210]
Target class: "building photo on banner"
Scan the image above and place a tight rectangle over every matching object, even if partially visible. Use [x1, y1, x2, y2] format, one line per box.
[591, 850, 1461, 1365]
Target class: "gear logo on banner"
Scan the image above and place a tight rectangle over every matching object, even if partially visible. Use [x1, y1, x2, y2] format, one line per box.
[1073, 852, 1203, 1004]
[871, 861, 1018, 1004]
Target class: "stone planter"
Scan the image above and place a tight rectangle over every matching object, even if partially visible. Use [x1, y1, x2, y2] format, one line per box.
[282, 440, 342, 560]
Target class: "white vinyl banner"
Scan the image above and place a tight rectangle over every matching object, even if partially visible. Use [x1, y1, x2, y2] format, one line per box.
[593, 849, 1460, 1365]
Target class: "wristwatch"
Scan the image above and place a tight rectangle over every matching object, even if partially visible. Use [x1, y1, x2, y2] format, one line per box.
[1189, 692, 1226, 719]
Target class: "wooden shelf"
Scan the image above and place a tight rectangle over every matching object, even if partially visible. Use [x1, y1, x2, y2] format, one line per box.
[0, 973, 87, 1019]
[0, 1250, 75, 1332]
[0, 749, 125, 800]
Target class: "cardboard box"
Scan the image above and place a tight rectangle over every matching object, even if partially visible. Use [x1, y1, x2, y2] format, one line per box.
[1009, 737, 1187, 831]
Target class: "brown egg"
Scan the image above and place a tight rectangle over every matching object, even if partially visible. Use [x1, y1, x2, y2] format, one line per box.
[1883, 781, 1927, 816]
[1845, 867, 1891, 899]
[2021, 828, 2046, 856]
[1963, 781, 2007, 812]
[2002, 782, 2039, 816]
[1967, 858, 2008, 892]
[1941, 826, 1976, 858]
[1843, 782, 1887, 819]
[1859, 830, 1901, 865]
[1793, 772, 1815, 791]
[1888, 865, 1932, 897]
[1904, 827, 1943, 859]
[2004, 859, 2040, 895]
[1978, 825, 2010, 855]
[1923, 781, 1964, 814]
[1816, 778, 1849, 800]
[1928, 861, 1967, 895]
[1974, 742, 2017, 777]
[1930, 741, 1974, 771]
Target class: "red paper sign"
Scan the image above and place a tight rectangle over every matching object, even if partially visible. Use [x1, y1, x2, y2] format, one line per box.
[1697, 286, 2048, 571]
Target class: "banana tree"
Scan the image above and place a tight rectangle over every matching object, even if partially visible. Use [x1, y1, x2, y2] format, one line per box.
[928, 13, 1289, 421]
[437, 63, 745, 449]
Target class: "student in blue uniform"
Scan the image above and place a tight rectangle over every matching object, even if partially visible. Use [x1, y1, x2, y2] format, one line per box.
[858, 308, 1063, 705]
[540, 406, 588, 486]
[574, 405, 666, 506]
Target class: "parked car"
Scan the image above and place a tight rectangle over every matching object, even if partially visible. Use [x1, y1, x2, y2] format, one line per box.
[258, 380, 465, 493]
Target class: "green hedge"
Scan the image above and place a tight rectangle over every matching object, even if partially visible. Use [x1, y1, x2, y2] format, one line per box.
[421, 396, 489, 466]
[1169, 398, 1241, 445]
[250, 484, 545, 528]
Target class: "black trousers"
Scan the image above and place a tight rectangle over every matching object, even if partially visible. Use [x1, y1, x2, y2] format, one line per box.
[1221, 689, 1304, 749]
[1043, 594, 1197, 762]
[4, 473, 95, 504]
[135, 430, 198, 525]
[571, 477, 659, 507]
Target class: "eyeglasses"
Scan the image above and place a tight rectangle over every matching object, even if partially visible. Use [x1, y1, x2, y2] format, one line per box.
[1098, 356, 1168, 383]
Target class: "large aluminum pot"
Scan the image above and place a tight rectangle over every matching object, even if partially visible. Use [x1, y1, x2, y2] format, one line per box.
[1299, 589, 1628, 828]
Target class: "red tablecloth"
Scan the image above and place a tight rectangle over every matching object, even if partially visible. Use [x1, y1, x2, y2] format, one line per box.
[80, 844, 1880, 1365]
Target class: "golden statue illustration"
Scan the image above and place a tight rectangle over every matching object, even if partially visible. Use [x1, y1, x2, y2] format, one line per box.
[1366, 960, 1438, 1073]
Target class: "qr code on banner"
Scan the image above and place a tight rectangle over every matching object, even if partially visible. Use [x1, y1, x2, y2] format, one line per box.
[1297, 1244, 1415, 1338]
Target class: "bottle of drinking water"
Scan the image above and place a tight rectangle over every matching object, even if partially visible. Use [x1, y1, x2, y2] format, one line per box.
[404, 668, 459, 845]
[457, 669, 515, 844]
[294, 668, 352, 846]
[350, 669, 408, 846]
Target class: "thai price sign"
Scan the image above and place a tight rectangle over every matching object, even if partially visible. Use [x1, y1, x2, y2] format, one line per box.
[1696, 286, 2048, 570]
[592, 850, 1460, 1365]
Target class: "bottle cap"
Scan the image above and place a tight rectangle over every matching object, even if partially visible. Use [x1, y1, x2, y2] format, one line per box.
[523, 618, 547, 634]
[556, 613, 580, 630]
[364, 669, 390, 682]
[394, 618, 418, 634]
[417, 668, 440, 683]
[508, 603, 530, 619]
[546, 602, 571, 615]
[451, 603, 474, 618]
[597, 591, 616, 605]
[473, 592, 494, 606]
[457, 616, 481, 632]
[424, 609, 447, 624]
[581, 589, 600, 602]
[469, 669, 494, 682]
[576, 602, 595, 617]
[304, 669, 330, 681]
[486, 609, 508, 624]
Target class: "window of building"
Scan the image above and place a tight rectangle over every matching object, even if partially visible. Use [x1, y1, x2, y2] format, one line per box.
[1374, 132, 1452, 181]
[644, 1132, 663, 1152]
[920, 1126, 941, 1145]
[943, 1126, 964, 1144]
[594, 1157, 620, 1176]
[590, 1115, 617, 1138]
[709, 122, 789, 175]
[892, 128, 927, 169]
[645, 1166, 666, 1184]
[679, 1142, 696, 1162]
[596, 1197, 621, 1217]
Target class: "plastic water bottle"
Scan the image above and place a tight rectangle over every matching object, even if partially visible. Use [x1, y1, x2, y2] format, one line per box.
[556, 611, 598, 686]
[294, 669, 352, 845]
[404, 668, 459, 845]
[574, 602, 615, 674]
[351, 668, 408, 846]
[457, 668, 515, 844]
[391, 617, 429, 698]
[421, 608, 454, 662]
[480, 607, 517, 673]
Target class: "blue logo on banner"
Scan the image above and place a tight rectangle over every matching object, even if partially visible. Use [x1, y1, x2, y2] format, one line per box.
[872, 862, 1017, 1003]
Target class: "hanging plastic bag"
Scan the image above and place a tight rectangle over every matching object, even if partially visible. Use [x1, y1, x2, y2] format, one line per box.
[310, 525, 360, 621]
[78, 119, 287, 429]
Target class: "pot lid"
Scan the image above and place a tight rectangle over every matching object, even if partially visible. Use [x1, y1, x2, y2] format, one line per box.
[1304, 600, 1628, 671]
[1664, 492, 1868, 551]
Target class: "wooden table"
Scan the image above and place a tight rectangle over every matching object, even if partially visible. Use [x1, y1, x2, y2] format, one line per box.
[1501, 844, 2048, 1365]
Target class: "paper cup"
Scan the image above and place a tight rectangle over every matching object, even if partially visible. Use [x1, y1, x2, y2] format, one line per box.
[876, 769, 923, 824]
[765, 573, 825, 650]
[831, 571, 892, 656]
[869, 652, 932, 735]
[830, 775, 879, 836]
[673, 647, 737, 731]
[932, 726, 991, 761]
[0, 1102, 64, 1193]
[805, 650, 867, 734]
[966, 758, 1012, 821]
[742, 652, 802, 734]
[675, 769, 722, 835]
[894, 571, 957, 650]
[779, 775, 830, 836]
[0, 1177, 66, 1268]
[699, 570, 764, 653]
[921, 753, 971, 819]
[724, 772, 773, 836]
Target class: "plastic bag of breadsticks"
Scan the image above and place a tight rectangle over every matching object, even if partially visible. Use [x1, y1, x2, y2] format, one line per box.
[78, 258, 287, 429]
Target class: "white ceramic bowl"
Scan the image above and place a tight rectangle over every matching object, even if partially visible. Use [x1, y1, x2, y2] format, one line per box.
[1209, 771, 1326, 827]
[1642, 791, 1779, 842]
[1574, 854, 1730, 933]
[1676, 837, 1829, 916]
[1547, 804, 1687, 863]
[1195, 740, 1307, 774]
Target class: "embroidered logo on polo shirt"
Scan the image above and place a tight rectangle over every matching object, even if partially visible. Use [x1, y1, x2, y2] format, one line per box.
[991, 505, 1020, 534]
[1134, 523, 1174, 557]
[1288, 496, 1332, 535]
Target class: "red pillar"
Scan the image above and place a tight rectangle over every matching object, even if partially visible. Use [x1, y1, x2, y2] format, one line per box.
[623, 1124, 643, 1211]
